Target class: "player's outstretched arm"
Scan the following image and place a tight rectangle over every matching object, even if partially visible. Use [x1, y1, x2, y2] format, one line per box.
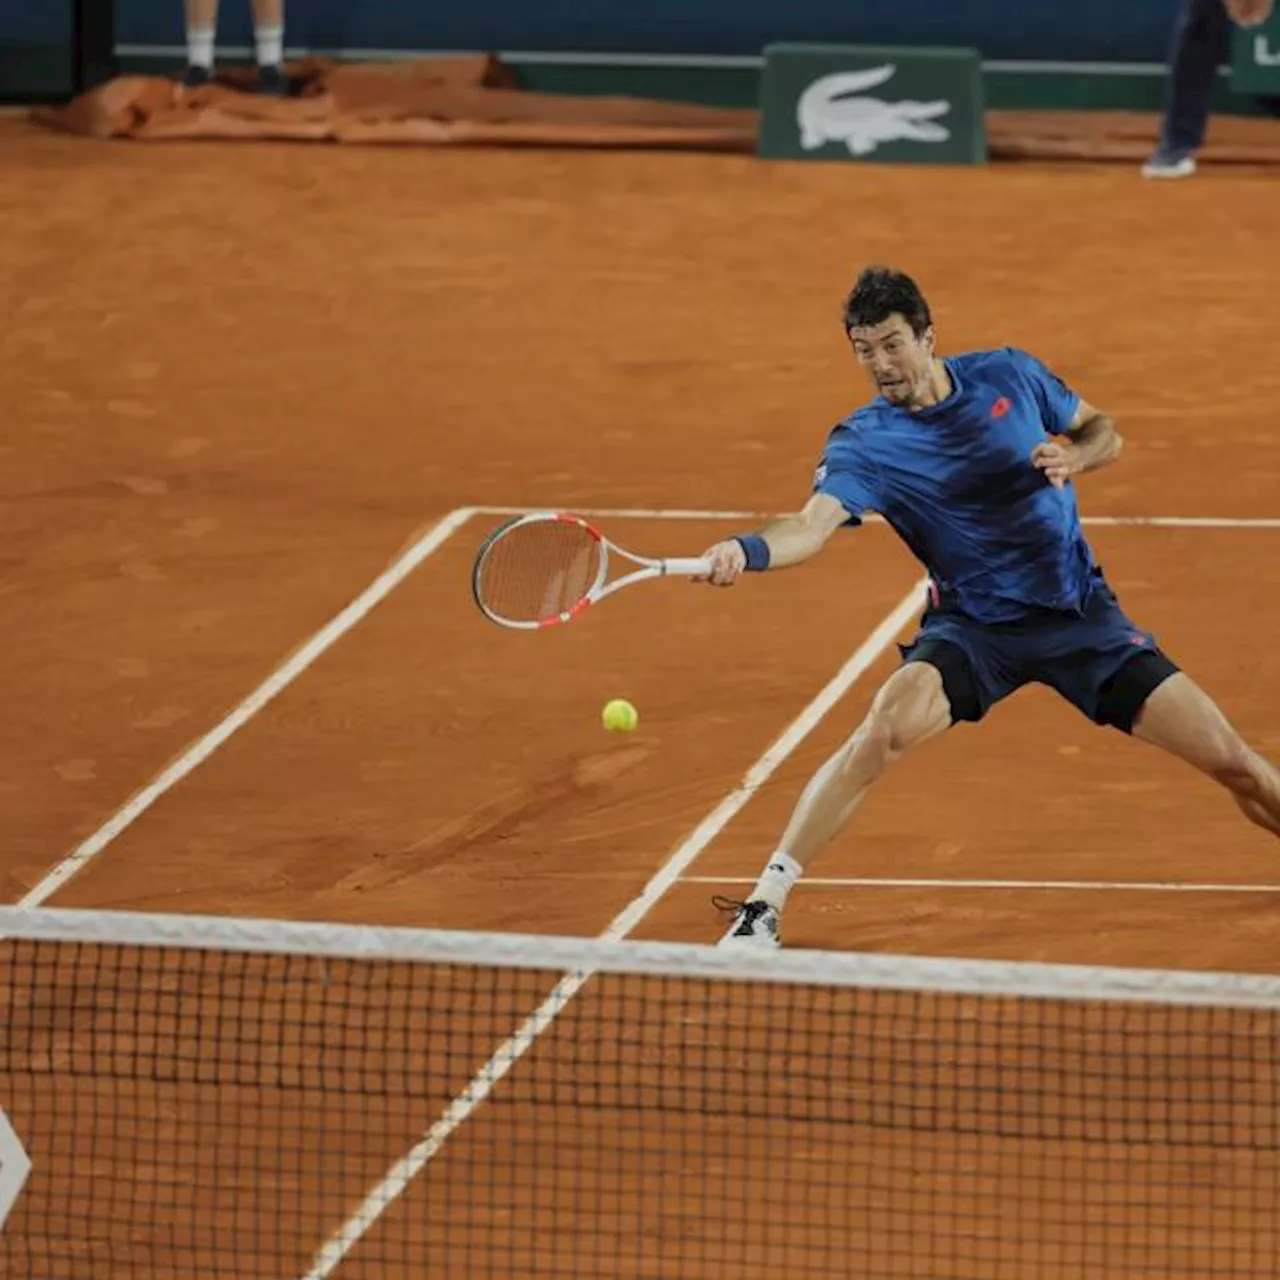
[695, 493, 849, 586]
[1031, 398, 1124, 490]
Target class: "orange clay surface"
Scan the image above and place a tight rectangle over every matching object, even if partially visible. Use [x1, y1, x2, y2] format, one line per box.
[3, 116, 1280, 1278]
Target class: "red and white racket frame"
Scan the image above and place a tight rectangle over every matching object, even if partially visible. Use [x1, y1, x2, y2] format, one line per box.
[472, 511, 714, 630]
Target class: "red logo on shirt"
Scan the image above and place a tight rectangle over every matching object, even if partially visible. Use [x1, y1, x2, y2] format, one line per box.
[991, 397, 1012, 419]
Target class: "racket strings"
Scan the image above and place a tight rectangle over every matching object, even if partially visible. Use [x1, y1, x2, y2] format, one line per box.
[476, 520, 604, 624]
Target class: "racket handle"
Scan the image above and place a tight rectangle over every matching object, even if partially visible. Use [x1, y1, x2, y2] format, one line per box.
[661, 556, 714, 577]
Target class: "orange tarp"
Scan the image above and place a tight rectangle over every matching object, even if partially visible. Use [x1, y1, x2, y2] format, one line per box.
[30, 55, 759, 151]
[29, 53, 1280, 164]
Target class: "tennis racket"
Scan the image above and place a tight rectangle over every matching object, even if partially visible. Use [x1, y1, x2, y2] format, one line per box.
[471, 512, 714, 630]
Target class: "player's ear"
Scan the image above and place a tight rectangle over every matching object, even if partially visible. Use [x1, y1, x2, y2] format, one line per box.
[921, 324, 936, 354]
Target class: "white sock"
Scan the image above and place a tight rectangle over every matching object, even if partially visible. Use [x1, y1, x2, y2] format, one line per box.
[187, 25, 215, 70]
[255, 23, 284, 67]
[751, 852, 802, 912]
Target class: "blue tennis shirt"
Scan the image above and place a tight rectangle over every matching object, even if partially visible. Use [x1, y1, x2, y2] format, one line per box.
[814, 347, 1098, 624]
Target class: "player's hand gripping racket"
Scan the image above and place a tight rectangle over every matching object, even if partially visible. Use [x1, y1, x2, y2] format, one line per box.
[472, 512, 713, 629]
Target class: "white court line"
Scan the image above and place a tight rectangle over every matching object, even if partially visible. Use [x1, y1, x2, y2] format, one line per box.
[18, 507, 479, 910]
[474, 505, 1280, 529]
[1089, 516, 1280, 529]
[300, 576, 929, 1279]
[683, 876, 1280, 894]
[476, 505, 766, 520]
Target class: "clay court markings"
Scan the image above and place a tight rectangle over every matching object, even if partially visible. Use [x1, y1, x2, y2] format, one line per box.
[18, 505, 1280, 911]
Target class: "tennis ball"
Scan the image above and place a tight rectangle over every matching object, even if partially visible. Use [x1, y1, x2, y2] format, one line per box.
[602, 698, 639, 733]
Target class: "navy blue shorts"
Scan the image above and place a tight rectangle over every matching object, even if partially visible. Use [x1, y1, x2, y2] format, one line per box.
[898, 570, 1181, 733]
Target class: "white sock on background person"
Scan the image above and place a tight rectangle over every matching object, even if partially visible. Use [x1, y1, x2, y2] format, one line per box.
[187, 25, 215, 70]
[255, 23, 284, 68]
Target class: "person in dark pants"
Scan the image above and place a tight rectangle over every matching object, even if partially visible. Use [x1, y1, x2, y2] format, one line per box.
[1144, 0, 1275, 177]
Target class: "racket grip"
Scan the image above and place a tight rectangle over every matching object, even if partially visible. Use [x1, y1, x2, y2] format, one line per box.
[662, 557, 714, 577]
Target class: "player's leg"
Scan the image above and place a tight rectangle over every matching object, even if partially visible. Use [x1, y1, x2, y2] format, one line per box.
[251, 0, 288, 95]
[777, 660, 953, 860]
[1038, 577, 1280, 838]
[1130, 671, 1280, 838]
[182, 0, 220, 87]
[718, 638, 981, 948]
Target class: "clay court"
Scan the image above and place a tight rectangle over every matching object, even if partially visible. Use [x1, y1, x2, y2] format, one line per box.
[3, 115, 1280, 1276]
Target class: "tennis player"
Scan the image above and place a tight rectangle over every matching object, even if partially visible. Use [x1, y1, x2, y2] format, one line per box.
[701, 266, 1280, 949]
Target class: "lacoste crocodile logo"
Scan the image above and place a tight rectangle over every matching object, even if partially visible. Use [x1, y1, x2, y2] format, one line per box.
[797, 65, 952, 156]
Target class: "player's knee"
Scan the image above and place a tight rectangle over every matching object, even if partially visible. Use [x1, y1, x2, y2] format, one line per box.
[853, 716, 897, 775]
[835, 706, 901, 784]
[862, 665, 945, 761]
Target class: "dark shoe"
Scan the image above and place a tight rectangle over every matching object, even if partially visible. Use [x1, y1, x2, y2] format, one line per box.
[256, 64, 289, 97]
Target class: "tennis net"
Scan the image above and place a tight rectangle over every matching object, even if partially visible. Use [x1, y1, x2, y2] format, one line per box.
[0, 906, 1276, 1278]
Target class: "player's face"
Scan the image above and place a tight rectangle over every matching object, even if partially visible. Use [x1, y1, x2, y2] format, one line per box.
[848, 315, 935, 406]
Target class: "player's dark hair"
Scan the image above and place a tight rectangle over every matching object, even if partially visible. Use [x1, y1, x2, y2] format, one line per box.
[842, 266, 932, 338]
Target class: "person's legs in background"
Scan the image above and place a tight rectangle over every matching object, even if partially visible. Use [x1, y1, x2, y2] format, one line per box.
[181, 0, 288, 95]
[1144, 0, 1231, 177]
[181, 0, 218, 87]
[252, 0, 287, 96]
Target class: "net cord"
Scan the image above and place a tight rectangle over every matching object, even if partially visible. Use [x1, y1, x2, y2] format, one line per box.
[0, 906, 1278, 1010]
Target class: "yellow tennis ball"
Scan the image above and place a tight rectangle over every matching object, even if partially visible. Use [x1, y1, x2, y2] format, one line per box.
[602, 698, 639, 733]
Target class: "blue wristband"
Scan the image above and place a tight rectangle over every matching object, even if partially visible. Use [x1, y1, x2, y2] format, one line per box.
[734, 534, 771, 572]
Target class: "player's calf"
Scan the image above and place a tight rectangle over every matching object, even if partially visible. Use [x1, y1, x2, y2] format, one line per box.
[718, 661, 953, 948]
[782, 661, 953, 863]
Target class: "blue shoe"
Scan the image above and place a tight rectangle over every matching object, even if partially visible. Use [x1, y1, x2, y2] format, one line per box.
[1141, 149, 1197, 179]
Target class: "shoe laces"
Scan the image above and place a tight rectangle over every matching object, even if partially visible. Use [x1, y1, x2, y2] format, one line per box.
[711, 896, 774, 922]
